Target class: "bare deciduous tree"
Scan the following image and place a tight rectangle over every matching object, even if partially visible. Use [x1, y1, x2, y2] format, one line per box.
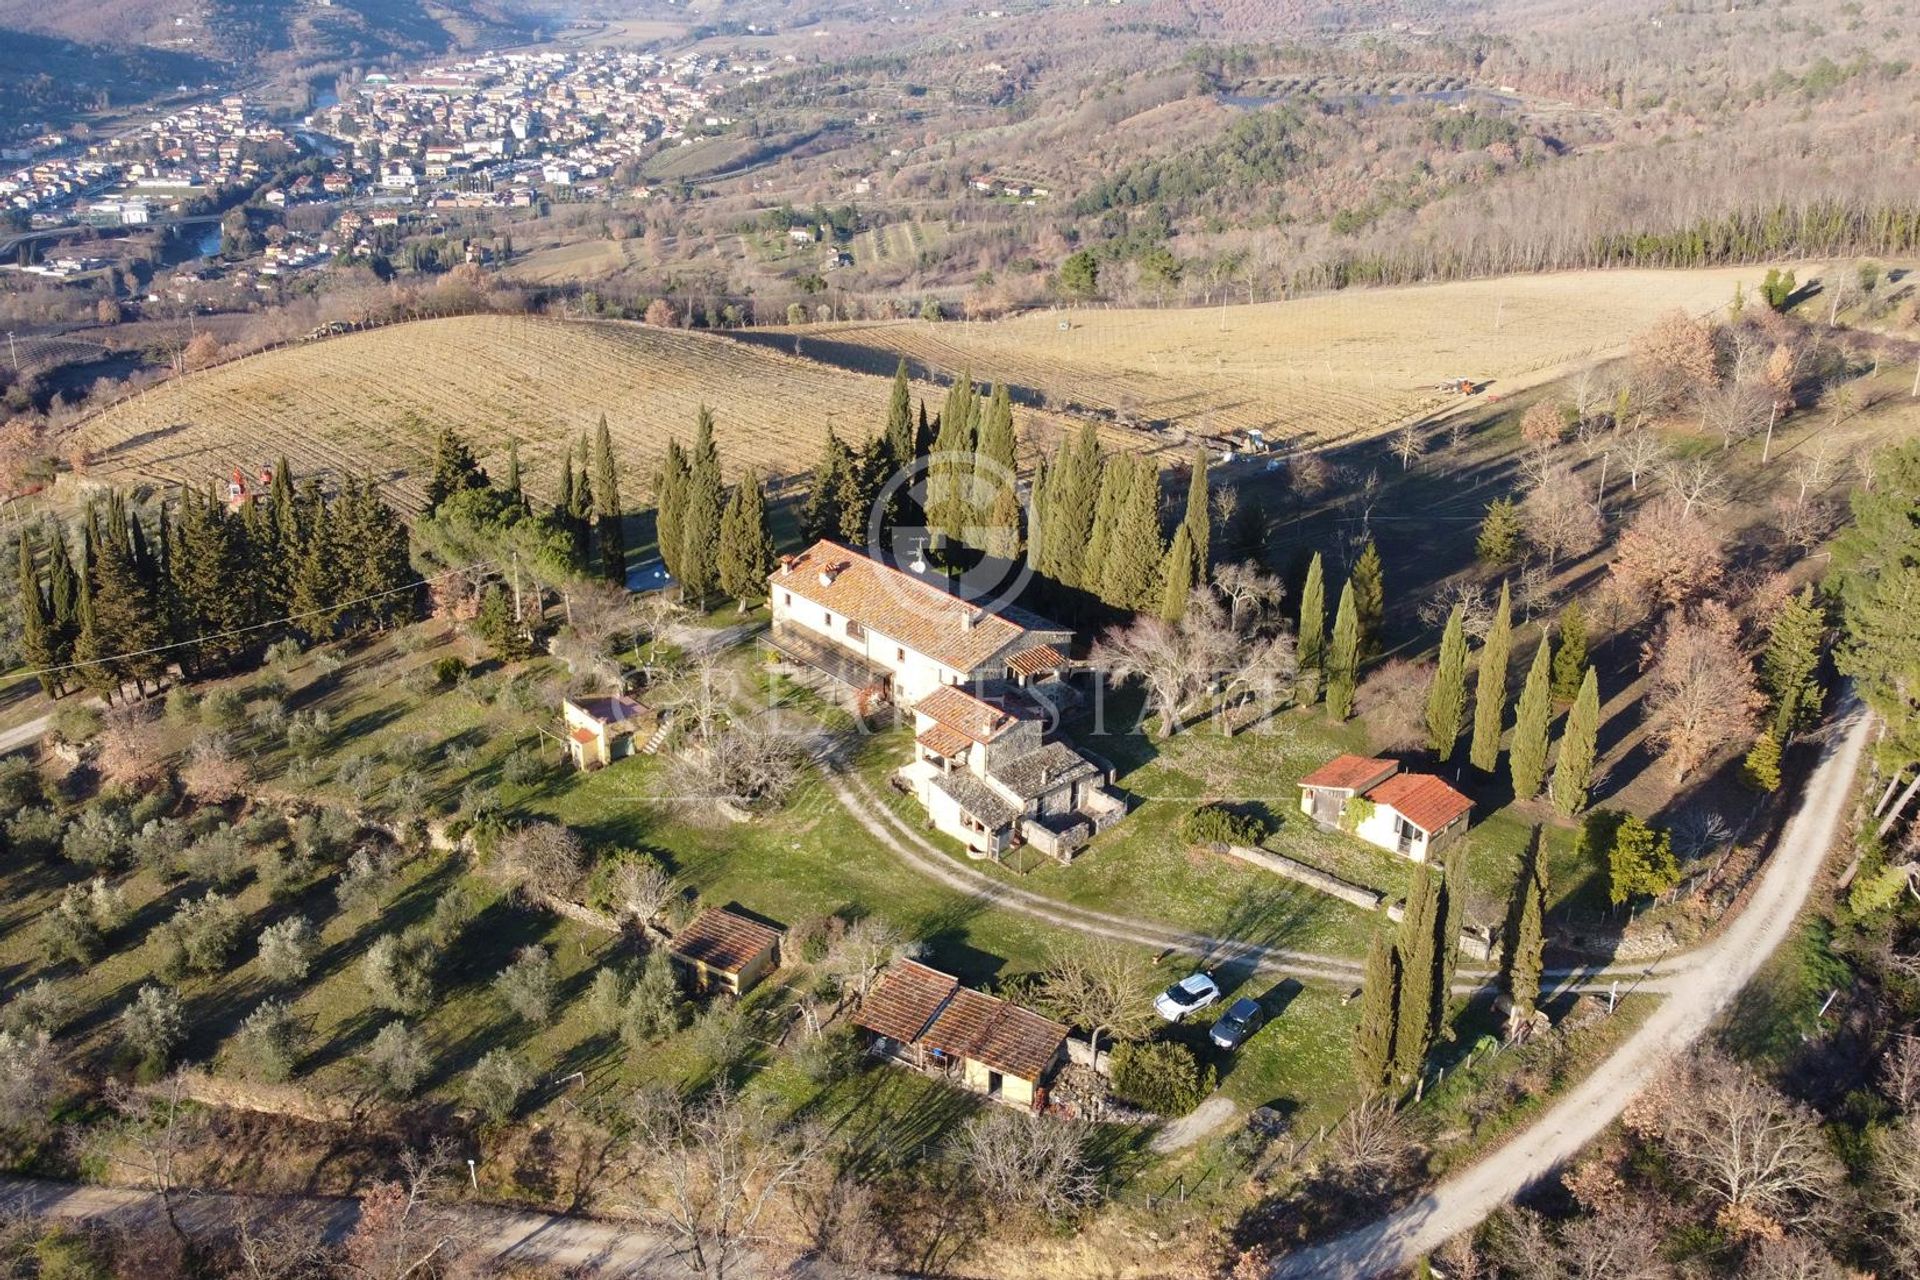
[492, 821, 586, 900]
[1616, 430, 1670, 494]
[1092, 616, 1197, 738]
[1609, 497, 1726, 611]
[626, 1085, 823, 1279]
[1034, 938, 1159, 1063]
[1698, 379, 1772, 450]
[97, 703, 169, 789]
[1521, 463, 1603, 571]
[180, 732, 250, 803]
[1640, 603, 1764, 785]
[1881, 1034, 1920, 1113]
[1661, 457, 1729, 518]
[342, 1142, 466, 1280]
[821, 916, 922, 1002]
[955, 1108, 1097, 1222]
[1659, 1051, 1840, 1229]
[1390, 422, 1426, 470]
[1355, 659, 1433, 753]
[1211, 560, 1285, 634]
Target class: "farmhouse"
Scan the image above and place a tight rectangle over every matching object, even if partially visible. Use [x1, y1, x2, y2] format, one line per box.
[854, 959, 1068, 1107]
[900, 684, 1121, 861]
[1298, 754, 1472, 862]
[766, 539, 1072, 706]
[667, 906, 783, 996]
[561, 694, 649, 770]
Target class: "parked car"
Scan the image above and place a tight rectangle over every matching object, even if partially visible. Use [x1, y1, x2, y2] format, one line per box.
[1209, 997, 1266, 1050]
[1154, 972, 1221, 1021]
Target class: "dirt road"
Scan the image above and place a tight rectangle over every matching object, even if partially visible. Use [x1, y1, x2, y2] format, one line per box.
[1269, 692, 1873, 1279]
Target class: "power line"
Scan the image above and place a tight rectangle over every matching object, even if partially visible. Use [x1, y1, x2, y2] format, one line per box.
[18, 559, 493, 681]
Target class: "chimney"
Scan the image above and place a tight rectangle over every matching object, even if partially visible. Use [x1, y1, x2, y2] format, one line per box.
[819, 567, 839, 587]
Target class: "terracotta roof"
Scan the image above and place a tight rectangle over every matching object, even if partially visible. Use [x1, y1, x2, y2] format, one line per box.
[774, 540, 1056, 674]
[915, 685, 1025, 743]
[669, 908, 783, 976]
[1299, 754, 1399, 792]
[1006, 645, 1067, 677]
[1366, 773, 1473, 834]
[916, 724, 972, 760]
[855, 960, 1067, 1082]
[854, 960, 957, 1045]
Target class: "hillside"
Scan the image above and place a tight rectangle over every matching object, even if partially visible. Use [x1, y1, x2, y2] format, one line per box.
[748, 268, 1764, 448]
[68, 313, 1122, 510]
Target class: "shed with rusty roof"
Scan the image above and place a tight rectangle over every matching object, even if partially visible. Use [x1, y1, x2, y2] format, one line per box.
[668, 907, 785, 995]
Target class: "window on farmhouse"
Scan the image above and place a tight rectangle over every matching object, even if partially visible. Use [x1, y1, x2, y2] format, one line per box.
[847, 619, 865, 640]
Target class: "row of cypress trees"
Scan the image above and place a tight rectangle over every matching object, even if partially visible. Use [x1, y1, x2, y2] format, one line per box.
[655, 407, 776, 609]
[18, 462, 413, 702]
[1354, 856, 1465, 1093]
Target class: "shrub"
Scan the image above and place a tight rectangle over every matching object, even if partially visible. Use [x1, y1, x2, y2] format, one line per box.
[0, 758, 44, 810]
[1179, 804, 1272, 848]
[265, 638, 303, 669]
[1110, 1040, 1214, 1117]
[257, 916, 317, 986]
[154, 892, 243, 980]
[163, 686, 200, 724]
[49, 704, 101, 745]
[424, 886, 478, 948]
[431, 656, 467, 686]
[228, 999, 306, 1083]
[493, 946, 556, 1026]
[285, 710, 333, 759]
[466, 1048, 532, 1121]
[585, 967, 630, 1035]
[362, 932, 435, 1014]
[200, 689, 246, 732]
[60, 804, 133, 870]
[620, 951, 686, 1047]
[362, 1021, 431, 1099]
[1, 980, 71, 1039]
[501, 748, 545, 787]
[117, 985, 184, 1072]
[183, 825, 248, 888]
[8, 807, 66, 860]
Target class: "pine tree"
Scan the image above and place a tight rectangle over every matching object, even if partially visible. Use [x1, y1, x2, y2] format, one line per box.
[1158, 524, 1194, 623]
[17, 533, 57, 697]
[1476, 497, 1525, 565]
[425, 427, 487, 512]
[339, 476, 415, 630]
[1761, 586, 1826, 738]
[678, 408, 723, 604]
[1101, 457, 1165, 611]
[1742, 729, 1784, 792]
[655, 439, 691, 577]
[1351, 539, 1385, 658]
[1045, 424, 1102, 590]
[885, 358, 914, 464]
[1298, 552, 1326, 679]
[1426, 604, 1469, 761]
[89, 511, 167, 695]
[1506, 829, 1547, 1020]
[1327, 580, 1360, 720]
[1551, 602, 1587, 704]
[799, 428, 848, 546]
[717, 471, 776, 612]
[1552, 667, 1601, 817]
[1470, 581, 1513, 773]
[1352, 926, 1399, 1092]
[1392, 865, 1441, 1083]
[1510, 635, 1555, 801]
[837, 436, 891, 545]
[1181, 442, 1210, 584]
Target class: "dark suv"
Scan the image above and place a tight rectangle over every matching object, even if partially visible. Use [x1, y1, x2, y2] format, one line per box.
[1208, 997, 1266, 1051]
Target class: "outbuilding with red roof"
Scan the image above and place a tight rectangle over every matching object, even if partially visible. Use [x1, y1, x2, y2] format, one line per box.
[1298, 756, 1472, 862]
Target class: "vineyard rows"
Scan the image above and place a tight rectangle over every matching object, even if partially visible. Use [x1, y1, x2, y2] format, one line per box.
[71, 314, 1142, 511]
[770, 267, 1761, 451]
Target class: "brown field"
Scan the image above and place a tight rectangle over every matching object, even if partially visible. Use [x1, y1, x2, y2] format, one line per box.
[763, 267, 1768, 449]
[503, 238, 644, 284]
[69, 314, 1129, 510]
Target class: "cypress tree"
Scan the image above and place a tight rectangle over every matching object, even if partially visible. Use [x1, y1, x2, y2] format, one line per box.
[1353, 927, 1399, 1092]
[89, 515, 167, 695]
[1550, 601, 1587, 704]
[929, 374, 977, 545]
[287, 486, 340, 639]
[1437, 854, 1464, 1027]
[1298, 551, 1326, 678]
[1506, 828, 1547, 1020]
[46, 523, 78, 663]
[1392, 865, 1441, 1083]
[657, 437, 693, 578]
[983, 482, 1023, 562]
[1046, 424, 1102, 590]
[1027, 455, 1056, 578]
[591, 414, 625, 584]
[977, 382, 1016, 479]
[717, 471, 776, 611]
[1082, 457, 1124, 583]
[1158, 524, 1194, 623]
[799, 429, 847, 546]
[885, 358, 914, 464]
[1101, 457, 1165, 611]
[1426, 604, 1469, 761]
[1470, 582, 1513, 773]
[504, 440, 523, 506]
[73, 560, 114, 701]
[1352, 539, 1385, 658]
[1761, 586, 1826, 738]
[1510, 635, 1555, 801]
[17, 534, 57, 697]
[838, 436, 894, 545]
[1552, 667, 1601, 817]
[678, 408, 723, 603]
[340, 476, 414, 630]
[1181, 442, 1210, 584]
[1327, 579, 1360, 720]
[555, 460, 577, 542]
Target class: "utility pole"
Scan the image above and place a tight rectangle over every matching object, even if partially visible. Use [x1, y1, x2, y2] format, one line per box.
[511, 549, 522, 624]
[5, 330, 16, 372]
[1761, 399, 1781, 464]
